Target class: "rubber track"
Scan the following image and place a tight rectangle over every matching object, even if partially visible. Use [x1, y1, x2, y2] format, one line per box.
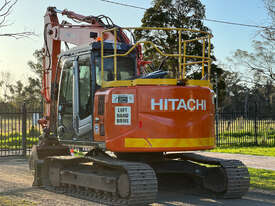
[180, 153, 250, 198]
[220, 160, 250, 198]
[45, 157, 158, 206]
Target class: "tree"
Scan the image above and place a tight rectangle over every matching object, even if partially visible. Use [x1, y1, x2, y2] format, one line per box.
[24, 49, 43, 106]
[262, 0, 275, 42]
[7, 79, 24, 103]
[0, 71, 12, 102]
[227, 39, 275, 114]
[232, 40, 274, 82]
[219, 69, 252, 113]
[23, 77, 41, 104]
[4, 49, 42, 108]
[27, 49, 44, 79]
[0, 0, 34, 39]
[221, 0, 275, 114]
[135, 0, 216, 78]
[0, 78, 3, 95]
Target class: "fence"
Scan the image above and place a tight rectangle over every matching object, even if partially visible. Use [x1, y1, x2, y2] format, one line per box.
[0, 103, 42, 157]
[216, 111, 275, 147]
[0, 103, 274, 157]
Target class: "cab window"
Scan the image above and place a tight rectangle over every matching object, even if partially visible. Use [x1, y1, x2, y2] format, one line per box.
[95, 56, 135, 86]
[59, 60, 73, 114]
[78, 55, 92, 119]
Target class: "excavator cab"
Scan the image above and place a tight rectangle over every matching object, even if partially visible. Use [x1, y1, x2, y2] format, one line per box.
[56, 42, 137, 145]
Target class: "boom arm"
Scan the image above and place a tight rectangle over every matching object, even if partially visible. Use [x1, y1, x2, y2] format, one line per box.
[40, 7, 131, 131]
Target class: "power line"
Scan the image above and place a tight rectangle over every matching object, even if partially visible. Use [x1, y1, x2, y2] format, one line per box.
[98, 0, 147, 10]
[203, 18, 275, 30]
[97, 0, 275, 30]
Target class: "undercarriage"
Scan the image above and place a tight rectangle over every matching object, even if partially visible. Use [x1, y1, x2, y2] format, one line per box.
[29, 140, 250, 206]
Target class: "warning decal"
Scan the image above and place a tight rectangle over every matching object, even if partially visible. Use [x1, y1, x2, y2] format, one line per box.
[115, 106, 131, 125]
[112, 94, 134, 104]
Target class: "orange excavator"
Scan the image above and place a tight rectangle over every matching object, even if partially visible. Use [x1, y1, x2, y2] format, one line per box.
[29, 7, 250, 205]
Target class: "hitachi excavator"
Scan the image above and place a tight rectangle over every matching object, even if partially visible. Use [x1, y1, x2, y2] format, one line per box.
[29, 7, 250, 205]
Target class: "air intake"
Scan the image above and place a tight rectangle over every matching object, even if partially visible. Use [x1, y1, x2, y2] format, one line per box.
[98, 95, 105, 115]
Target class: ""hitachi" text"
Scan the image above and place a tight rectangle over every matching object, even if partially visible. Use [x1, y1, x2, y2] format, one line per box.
[151, 98, 207, 111]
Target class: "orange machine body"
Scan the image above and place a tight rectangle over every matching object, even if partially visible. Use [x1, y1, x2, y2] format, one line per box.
[94, 85, 215, 152]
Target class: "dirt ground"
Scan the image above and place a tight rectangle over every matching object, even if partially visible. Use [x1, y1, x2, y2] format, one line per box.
[1, 157, 275, 206]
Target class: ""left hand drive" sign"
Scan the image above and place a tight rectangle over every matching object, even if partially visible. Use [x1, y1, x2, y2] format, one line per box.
[115, 106, 131, 125]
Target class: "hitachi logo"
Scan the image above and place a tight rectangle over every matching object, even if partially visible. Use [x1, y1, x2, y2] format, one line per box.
[151, 98, 206, 111]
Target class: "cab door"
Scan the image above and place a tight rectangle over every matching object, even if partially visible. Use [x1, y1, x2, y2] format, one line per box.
[57, 53, 95, 142]
[73, 54, 93, 138]
[57, 58, 75, 140]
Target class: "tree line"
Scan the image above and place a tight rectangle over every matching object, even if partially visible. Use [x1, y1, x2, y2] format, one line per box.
[222, 0, 274, 115]
[0, 50, 42, 111]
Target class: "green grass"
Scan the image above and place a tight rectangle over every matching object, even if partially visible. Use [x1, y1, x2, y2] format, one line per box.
[209, 146, 275, 191]
[0, 196, 37, 206]
[249, 168, 275, 191]
[217, 129, 275, 146]
[210, 146, 275, 157]
[0, 136, 39, 149]
[0, 127, 40, 149]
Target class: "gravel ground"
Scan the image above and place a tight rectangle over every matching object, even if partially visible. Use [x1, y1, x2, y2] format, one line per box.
[0, 155, 275, 206]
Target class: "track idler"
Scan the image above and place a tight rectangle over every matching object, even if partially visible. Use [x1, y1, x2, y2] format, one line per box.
[161, 153, 250, 198]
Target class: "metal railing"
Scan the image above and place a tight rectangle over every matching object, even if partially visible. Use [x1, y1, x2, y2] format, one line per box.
[100, 27, 213, 86]
[0, 103, 42, 157]
[216, 112, 275, 147]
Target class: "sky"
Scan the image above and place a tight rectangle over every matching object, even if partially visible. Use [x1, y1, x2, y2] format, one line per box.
[0, 0, 269, 83]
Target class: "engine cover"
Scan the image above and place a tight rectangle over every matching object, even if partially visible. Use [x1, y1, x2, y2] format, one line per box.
[94, 85, 215, 152]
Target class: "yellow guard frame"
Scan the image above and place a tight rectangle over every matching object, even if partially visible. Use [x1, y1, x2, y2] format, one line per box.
[100, 27, 213, 88]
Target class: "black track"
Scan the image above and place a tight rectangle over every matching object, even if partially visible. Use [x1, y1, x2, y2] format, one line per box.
[44, 153, 158, 206]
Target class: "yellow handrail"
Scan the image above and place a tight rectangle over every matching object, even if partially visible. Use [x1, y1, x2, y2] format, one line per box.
[114, 28, 117, 80]
[178, 30, 182, 79]
[183, 61, 208, 66]
[100, 27, 213, 87]
[208, 35, 211, 81]
[183, 41, 187, 79]
[202, 39, 206, 78]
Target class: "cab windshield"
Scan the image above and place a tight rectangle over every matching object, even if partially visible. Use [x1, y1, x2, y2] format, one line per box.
[95, 56, 136, 86]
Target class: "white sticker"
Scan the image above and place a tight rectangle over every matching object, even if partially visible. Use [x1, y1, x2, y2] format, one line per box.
[115, 106, 131, 125]
[112, 94, 134, 104]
